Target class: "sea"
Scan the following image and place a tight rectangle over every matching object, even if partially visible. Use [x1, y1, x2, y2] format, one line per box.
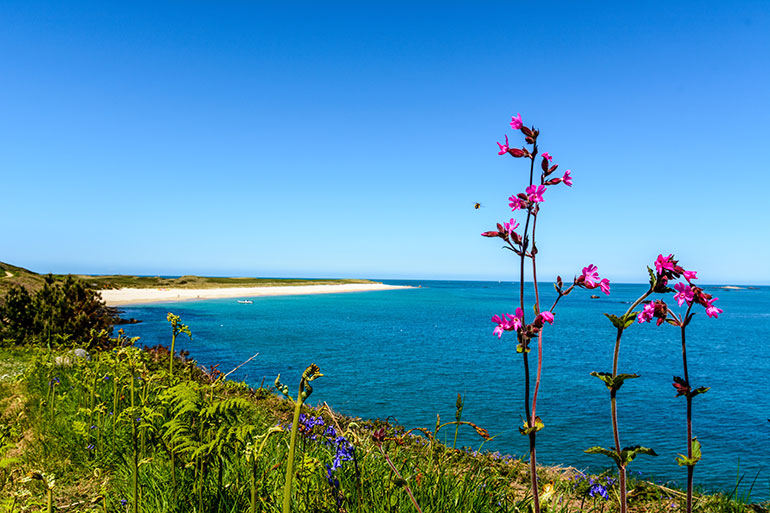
[117, 280, 770, 500]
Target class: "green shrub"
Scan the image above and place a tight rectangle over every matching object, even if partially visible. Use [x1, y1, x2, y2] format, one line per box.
[0, 274, 118, 348]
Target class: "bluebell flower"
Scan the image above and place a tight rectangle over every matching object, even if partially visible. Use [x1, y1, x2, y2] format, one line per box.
[589, 484, 609, 500]
[331, 436, 355, 470]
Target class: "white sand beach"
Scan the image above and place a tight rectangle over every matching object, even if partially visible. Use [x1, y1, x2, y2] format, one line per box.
[99, 283, 412, 306]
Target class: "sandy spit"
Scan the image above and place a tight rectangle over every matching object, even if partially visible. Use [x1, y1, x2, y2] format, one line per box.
[99, 283, 413, 306]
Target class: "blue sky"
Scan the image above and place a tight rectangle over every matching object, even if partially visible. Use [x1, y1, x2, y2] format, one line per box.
[1, 1, 768, 284]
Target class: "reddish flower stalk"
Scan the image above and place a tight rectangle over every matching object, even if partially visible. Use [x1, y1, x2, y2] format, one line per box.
[372, 429, 424, 513]
[680, 302, 697, 513]
[587, 257, 704, 513]
[637, 259, 717, 513]
[485, 115, 606, 513]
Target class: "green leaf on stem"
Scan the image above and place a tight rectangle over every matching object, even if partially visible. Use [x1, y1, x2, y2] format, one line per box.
[621, 312, 637, 328]
[519, 416, 545, 435]
[590, 371, 640, 391]
[585, 446, 622, 466]
[590, 371, 614, 388]
[604, 314, 624, 329]
[690, 386, 710, 397]
[621, 445, 657, 464]
[604, 312, 638, 330]
[676, 438, 702, 467]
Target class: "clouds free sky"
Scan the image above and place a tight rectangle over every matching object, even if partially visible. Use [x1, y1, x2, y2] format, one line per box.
[1, 1, 768, 284]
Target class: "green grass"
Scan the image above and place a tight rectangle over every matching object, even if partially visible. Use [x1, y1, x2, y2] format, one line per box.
[0, 344, 766, 513]
[0, 347, 32, 381]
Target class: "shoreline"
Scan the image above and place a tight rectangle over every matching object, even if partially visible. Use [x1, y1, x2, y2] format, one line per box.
[99, 283, 412, 306]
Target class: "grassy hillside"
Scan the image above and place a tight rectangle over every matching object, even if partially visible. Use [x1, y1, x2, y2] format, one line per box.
[0, 261, 46, 295]
[0, 261, 376, 294]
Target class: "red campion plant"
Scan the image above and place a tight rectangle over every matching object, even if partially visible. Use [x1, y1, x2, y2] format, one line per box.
[483, 113, 609, 513]
[585, 254, 721, 513]
[637, 254, 721, 513]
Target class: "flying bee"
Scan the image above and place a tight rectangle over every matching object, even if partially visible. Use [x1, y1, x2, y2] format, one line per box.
[473, 202, 484, 210]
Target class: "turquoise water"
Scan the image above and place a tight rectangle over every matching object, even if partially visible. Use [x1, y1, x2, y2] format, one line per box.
[118, 281, 770, 499]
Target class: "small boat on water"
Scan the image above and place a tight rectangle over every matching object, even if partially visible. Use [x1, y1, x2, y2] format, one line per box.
[237, 300, 253, 304]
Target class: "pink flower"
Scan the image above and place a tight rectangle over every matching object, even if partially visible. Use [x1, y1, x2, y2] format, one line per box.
[526, 184, 546, 203]
[542, 152, 553, 162]
[673, 282, 694, 307]
[683, 270, 698, 281]
[504, 218, 520, 237]
[599, 278, 611, 295]
[497, 135, 509, 156]
[562, 170, 572, 187]
[510, 113, 523, 130]
[508, 195, 527, 211]
[705, 297, 723, 319]
[654, 254, 676, 274]
[581, 264, 600, 288]
[539, 311, 554, 324]
[491, 309, 523, 338]
[637, 302, 655, 323]
[491, 314, 509, 338]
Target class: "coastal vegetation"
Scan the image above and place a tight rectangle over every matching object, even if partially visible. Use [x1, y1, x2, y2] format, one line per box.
[0, 273, 119, 348]
[0, 261, 376, 294]
[0, 324, 765, 512]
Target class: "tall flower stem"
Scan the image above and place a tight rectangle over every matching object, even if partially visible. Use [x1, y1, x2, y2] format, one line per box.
[516, 142, 540, 513]
[528, 210, 545, 513]
[610, 289, 652, 513]
[680, 302, 695, 513]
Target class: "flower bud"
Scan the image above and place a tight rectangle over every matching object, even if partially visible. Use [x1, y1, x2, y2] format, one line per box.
[509, 148, 526, 158]
[372, 428, 386, 444]
[521, 126, 533, 137]
[546, 178, 562, 185]
[481, 231, 500, 238]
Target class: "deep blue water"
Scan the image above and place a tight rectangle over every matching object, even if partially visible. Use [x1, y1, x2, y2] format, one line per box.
[118, 281, 770, 499]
